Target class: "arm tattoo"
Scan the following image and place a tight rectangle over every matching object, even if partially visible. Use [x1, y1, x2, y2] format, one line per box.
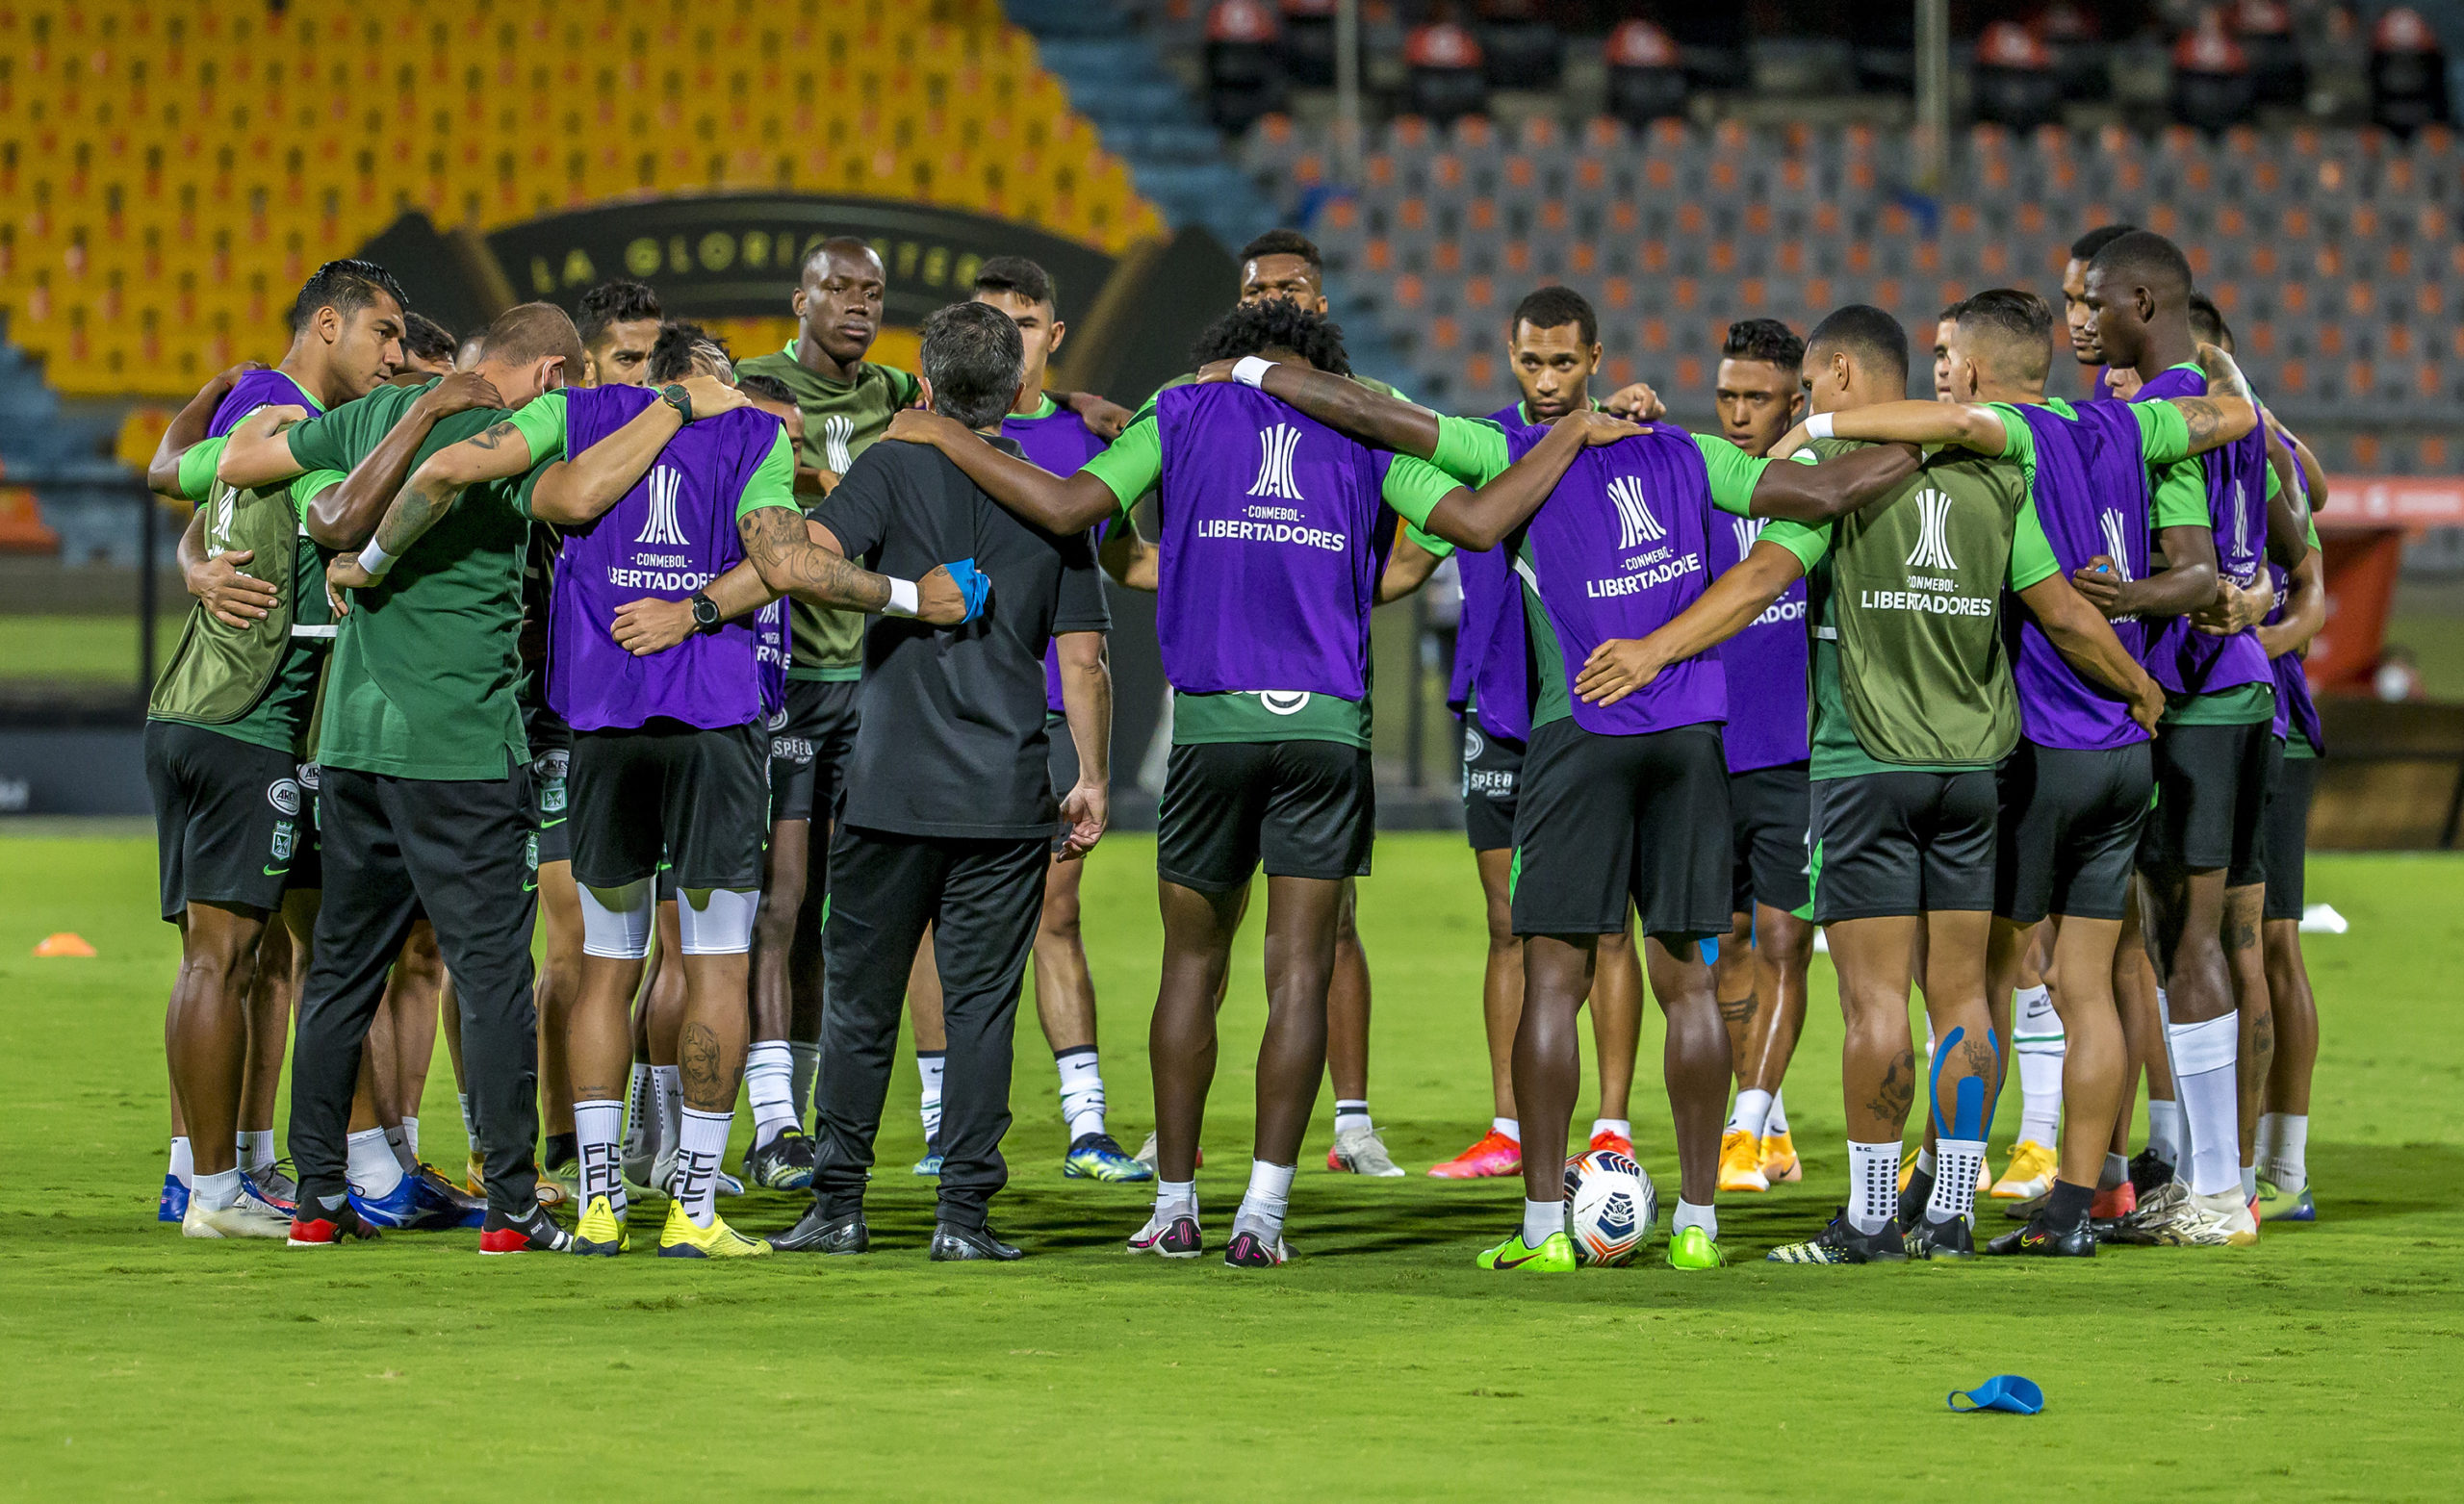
[371, 472, 462, 558]
[737, 507, 890, 612]
[679, 1021, 729, 1111]
[2178, 397, 2223, 446]
[463, 420, 518, 451]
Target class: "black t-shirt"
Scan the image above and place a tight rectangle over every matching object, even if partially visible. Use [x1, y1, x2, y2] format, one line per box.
[819, 434, 1110, 840]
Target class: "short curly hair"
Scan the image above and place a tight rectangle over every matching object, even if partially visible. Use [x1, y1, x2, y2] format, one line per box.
[1191, 297, 1350, 376]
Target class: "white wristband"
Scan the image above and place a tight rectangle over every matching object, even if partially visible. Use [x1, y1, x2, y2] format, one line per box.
[1231, 356, 1275, 390]
[1804, 413, 1835, 440]
[357, 539, 397, 577]
[883, 577, 920, 618]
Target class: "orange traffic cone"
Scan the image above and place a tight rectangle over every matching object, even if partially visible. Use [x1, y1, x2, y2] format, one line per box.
[33, 932, 96, 957]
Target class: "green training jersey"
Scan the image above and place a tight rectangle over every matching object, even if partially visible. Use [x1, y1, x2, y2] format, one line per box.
[283, 382, 565, 780]
[733, 344, 921, 681]
[1761, 440, 2059, 779]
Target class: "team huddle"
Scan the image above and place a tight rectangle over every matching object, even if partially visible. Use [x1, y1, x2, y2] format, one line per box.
[141, 215, 2327, 1268]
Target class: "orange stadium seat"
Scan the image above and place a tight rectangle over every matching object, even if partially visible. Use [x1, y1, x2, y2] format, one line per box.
[2, 0, 1166, 396]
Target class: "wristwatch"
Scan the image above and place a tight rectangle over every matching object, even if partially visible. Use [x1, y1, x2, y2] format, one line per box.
[661, 383, 693, 423]
[688, 590, 721, 633]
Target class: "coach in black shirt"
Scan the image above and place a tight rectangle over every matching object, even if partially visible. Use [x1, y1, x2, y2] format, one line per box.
[774, 301, 1113, 1261]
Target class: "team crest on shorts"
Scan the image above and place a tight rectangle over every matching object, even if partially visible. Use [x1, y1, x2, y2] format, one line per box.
[767, 704, 788, 731]
[1260, 691, 1312, 716]
[1464, 727, 1486, 761]
[267, 777, 301, 816]
[270, 821, 295, 862]
[295, 762, 321, 791]
[525, 831, 540, 871]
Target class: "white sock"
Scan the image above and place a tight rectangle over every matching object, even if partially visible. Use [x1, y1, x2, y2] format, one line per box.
[1766, 1091, 1789, 1135]
[575, 1099, 627, 1215]
[1491, 1116, 1521, 1143]
[400, 1116, 420, 1159]
[1521, 1197, 1564, 1248]
[1333, 1099, 1371, 1135]
[192, 1166, 244, 1211]
[346, 1127, 405, 1199]
[622, 1062, 657, 1161]
[1589, 1117, 1632, 1145]
[1915, 1146, 1937, 1178]
[1234, 1159, 1296, 1242]
[1728, 1087, 1775, 1139]
[2014, 983, 2064, 1145]
[653, 1064, 681, 1159]
[168, 1135, 194, 1188]
[457, 1092, 475, 1140]
[2240, 1163, 2259, 1203]
[1055, 1047, 1108, 1142]
[787, 1040, 821, 1123]
[383, 1123, 417, 1174]
[2145, 1098, 2182, 1167]
[675, 1108, 732, 1228]
[2168, 1013, 2242, 1197]
[2099, 1152, 2130, 1192]
[2265, 1112, 2309, 1192]
[1673, 1199, 1716, 1240]
[744, 1040, 797, 1146]
[1155, 1179, 1197, 1222]
[1848, 1139, 1900, 1234]
[1927, 1137, 1987, 1225]
[236, 1129, 275, 1173]
[915, 1051, 946, 1148]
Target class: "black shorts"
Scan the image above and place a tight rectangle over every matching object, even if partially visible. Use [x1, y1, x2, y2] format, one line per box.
[1729, 760, 1811, 917]
[2263, 742, 2318, 923]
[524, 698, 573, 864]
[290, 760, 325, 895]
[568, 719, 770, 891]
[2141, 719, 2272, 886]
[769, 676, 860, 826]
[1157, 739, 1374, 893]
[1811, 768, 1998, 923]
[144, 720, 312, 922]
[1460, 718, 1525, 852]
[1994, 740, 2153, 925]
[1510, 719, 1732, 940]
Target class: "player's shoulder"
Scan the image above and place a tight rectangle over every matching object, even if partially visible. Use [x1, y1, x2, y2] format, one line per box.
[732, 347, 794, 381]
[214, 368, 316, 430]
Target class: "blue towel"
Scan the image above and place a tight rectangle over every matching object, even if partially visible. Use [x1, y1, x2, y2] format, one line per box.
[940, 558, 991, 624]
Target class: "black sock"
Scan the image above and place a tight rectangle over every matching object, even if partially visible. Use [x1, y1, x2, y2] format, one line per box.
[2044, 1179, 2095, 1230]
[1901, 1167, 1936, 1217]
[542, 1133, 578, 1172]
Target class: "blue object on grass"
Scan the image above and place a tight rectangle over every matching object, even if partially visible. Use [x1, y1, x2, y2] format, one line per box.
[1948, 1375, 2044, 1415]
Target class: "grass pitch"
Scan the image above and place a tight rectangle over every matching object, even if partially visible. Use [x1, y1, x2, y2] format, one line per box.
[1, 829, 2458, 1499]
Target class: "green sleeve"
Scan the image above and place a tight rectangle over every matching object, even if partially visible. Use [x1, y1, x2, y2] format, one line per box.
[2129, 400, 2192, 466]
[1430, 415, 1512, 486]
[2150, 458, 2211, 531]
[1989, 404, 2038, 468]
[1691, 432, 1791, 517]
[175, 436, 229, 501]
[889, 367, 923, 407]
[289, 469, 346, 521]
[2008, 499, 2060, 590]
[284, 409, 351, 475]
[2306, 518, 2321, 549]
[504, 390, 568, 466]
[1759, 518, 1832, 572]
[2265, 457, 2282, 500]
[1077, 405, 1164, 519]
[1403, 523, 1453, 560]
[736, 427, 797, 519]
[1378, 455, 1464, 530]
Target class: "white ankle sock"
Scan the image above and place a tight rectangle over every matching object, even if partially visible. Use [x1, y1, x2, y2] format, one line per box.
[1728, 1087, 1775, 1139]
[2168, 1013, 2242, 1197]
[1234, 1160, 1296, 1242]
[2145, 1098, 2182, 1167]
[400, 1115, 420, 1159]
[1055, 1047, 1107, 1141]
[1334, 1100, 1371, 1135]
[744, 1040, 797, 1146]
[1491, 1117, 1521, 1143]
[2014, 983, 2064, 1145]
[2264, 1112, 2309, 1191]
[237, 1129, 275, 1173]
[675, 1108, 732, 1228]
[915, 1051, 946, 1148]
[1927, 1138, 1987, 1225]
[1521, 1198, 1564, 1247]
[168, 1135, 194, 1187]
[787, 1040, 821, 1123]
[622, 1062, 656, 1162]
[1589, 1117, 1631, 1145]
[192, 1167, 244, 1211]
[1155, 1179, 1197, 1221]
[575, 1099, 627, 1214]
[1848, 1139, 1900, 1234]
[2099, 1151, 2130, 1191]
[382, 1123, 417, 1173]
[346, 1127, 405, 1199]
[1673, 1199, 1716, 1240]
[2240, 1163, 2259, 1202]
[1766, 1091, 1789, 1135]
[653, 1064, 681, 1156]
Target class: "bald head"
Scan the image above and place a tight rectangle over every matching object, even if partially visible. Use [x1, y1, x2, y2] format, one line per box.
[1945, 288, 2053, 399]
[475, 302, 583, 407]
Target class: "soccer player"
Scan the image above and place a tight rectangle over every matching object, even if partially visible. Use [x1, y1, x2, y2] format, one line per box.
[2060, 223, 2138, 395]
[2076, 231, 2308, 1247]
[1763, 292, 2259, 1255]
[1429, 284, 1645, 1181]
[141, 262, 413, 1236]
[397, 313, 459, 378]
[886, 299, 1538, 1264]
[576, 278, 663, 388]
[1592, 305, 2163, 1263]
[768, 302, 1107, 1262]
[1705, 318, 1819, 1194]
[215, 302, 601, 1252]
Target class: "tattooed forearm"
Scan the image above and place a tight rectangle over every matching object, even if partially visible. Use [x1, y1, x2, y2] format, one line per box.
[371, 472, 463, 558]
[2179, 396, 2225, 446]
[737, 507, 891, 612]
[680, 1021, 729, 1110]
[1866, 1049, 1916, 1125]
[462, 420, 518, 451]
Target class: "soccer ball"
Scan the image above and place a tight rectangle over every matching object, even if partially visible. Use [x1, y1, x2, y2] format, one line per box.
[1562, 1148, 1656, 1266]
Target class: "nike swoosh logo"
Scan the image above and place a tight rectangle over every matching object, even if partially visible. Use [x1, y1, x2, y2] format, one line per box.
[540, 816, 566, 828]
[523, 877, 538, 892]
[262, 864, 291, 877]
[1492, 1247, 1545, 1269]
